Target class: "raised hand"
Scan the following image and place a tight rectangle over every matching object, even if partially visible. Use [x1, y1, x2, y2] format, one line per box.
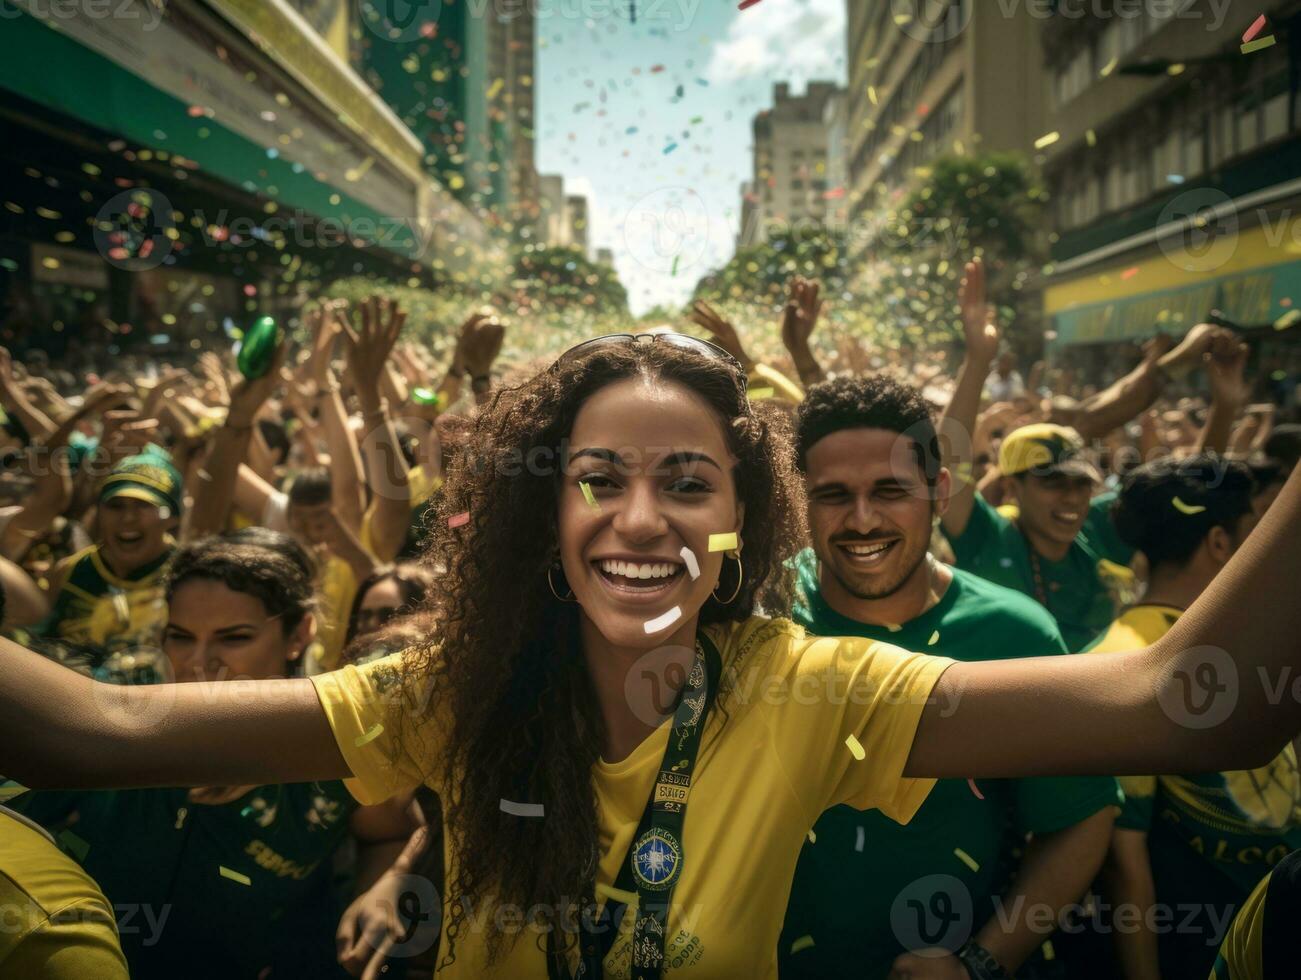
[455, 311, 506, 379]
[341, 296, 408, 399]
[958, 258, 999, 367]
[781, 276, 823, 352]
[689, 301, 753, 370]
[1206, 333, 1250, 408]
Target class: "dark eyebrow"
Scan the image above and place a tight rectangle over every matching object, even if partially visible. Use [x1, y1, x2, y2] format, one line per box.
[215, 623, 262, 634]
[659, 451, 722, 473]
[568, 447, 625, 466]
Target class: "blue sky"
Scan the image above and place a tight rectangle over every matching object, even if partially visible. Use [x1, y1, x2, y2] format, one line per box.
[534, 0, 847, 315]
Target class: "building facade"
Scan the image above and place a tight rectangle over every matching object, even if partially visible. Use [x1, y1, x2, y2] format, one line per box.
[1040, 1, 1301, 395]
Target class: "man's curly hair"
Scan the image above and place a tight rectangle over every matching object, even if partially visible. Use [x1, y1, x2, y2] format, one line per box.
[794, 375, 941, 482]
[389, 340, 806, 966]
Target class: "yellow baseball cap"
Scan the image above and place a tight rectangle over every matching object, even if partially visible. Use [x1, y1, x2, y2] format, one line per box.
[999, 423, 1101, 482]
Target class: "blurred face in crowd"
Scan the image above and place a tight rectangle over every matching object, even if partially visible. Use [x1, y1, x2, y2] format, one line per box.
[99, 496, 175, 575]
[163, 579, 313, 682]
[354, 576, 404, 639]
[1009, 472, 1094, 550]
[559, 377, 741, 651]
[805, 428, 949, 603]
[288, 500, 332, 549]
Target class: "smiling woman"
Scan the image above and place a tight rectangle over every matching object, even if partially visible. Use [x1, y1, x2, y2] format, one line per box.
[2, 336, 1301, 980]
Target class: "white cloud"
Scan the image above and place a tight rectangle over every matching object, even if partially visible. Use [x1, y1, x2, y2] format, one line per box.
[706, 0, 846, 86]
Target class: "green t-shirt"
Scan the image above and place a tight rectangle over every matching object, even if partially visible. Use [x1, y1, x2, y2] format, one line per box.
[779, 551, 1122, 978]
[15, 781, 358, 979]
[942, 493, 1131, 652]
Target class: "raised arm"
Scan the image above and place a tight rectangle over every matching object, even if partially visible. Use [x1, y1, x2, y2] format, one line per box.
[1196, 334, 1249, 455]
[780, 276, 827, 388]
[308, 302, 366, 532]
[938, 258, 1000, 540]
[690, 301, 755, 373]
[908, 462, 1301, 779]
[0, 348, 56, 442]
[0, 635, 347, 790]
[342, 296, 411, 563]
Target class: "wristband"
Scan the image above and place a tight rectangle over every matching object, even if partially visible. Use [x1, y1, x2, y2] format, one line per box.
[957, 941, 1012, 980]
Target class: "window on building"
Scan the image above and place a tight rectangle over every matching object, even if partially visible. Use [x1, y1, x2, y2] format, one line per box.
[1262, 71, 1289, 143]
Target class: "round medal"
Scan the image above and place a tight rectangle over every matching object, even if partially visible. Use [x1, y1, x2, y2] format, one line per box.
[630, 827, 682, 891]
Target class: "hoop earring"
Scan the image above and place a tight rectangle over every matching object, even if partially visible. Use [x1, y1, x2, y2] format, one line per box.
[547, 562, 577, 603]
[711, 551, 744, 605]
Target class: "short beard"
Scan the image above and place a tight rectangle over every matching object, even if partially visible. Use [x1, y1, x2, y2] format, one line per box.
[828, 541, 931, 602]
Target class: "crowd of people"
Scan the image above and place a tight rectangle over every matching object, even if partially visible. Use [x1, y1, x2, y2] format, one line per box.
[1, 256, 1299, 980]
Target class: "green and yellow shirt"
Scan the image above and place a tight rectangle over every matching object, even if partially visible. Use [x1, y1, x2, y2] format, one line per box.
[1211, 848, 1301, 980]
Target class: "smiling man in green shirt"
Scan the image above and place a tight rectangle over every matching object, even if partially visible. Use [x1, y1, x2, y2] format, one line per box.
[778, 376, 1120, 980]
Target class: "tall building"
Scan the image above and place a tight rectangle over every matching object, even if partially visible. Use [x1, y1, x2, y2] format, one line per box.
[1040, 2, 1301, 373]
[843, 0, 1047, 225]
[739, 81, 844, 247]
[538, 174, 569, 246]
[506, 10, 540, 240]
[566, 195, 590, 256]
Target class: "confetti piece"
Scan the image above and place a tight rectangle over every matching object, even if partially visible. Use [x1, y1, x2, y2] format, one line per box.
[448, 511, 471, 528]
[1172, 496, 1207, 515]
[1244, 14, 1267, 42]
[806, 829, 816, 843]
[928, 631, 940, 646]
[845, 734, 865, 761]
[663, 142, 679, 155]
[748, 387, 776, 400]
[580, 481, 600, 512]
[967, 778, 985, 800]
[1121, 266, 1140, 280]
[1043, 940, 1056, 962]
[855, 826, 864, 852]
[344, 156, 375, 182]
[220, 866, 252, 886]
[500, 798, 545, 818]
[644, 606, 683, 634]
[1085, 129, 1097, 147]
[671, 255, 680, 276]
[59, 830, 90, 861]
[596, 882, 639, 908]
[1034, 131, 1061, 150]
[790, 935, 815, 954]
[1242, 35, 1276, 54]
[355, 723, 384, 747]
[1274, 310, 1301, 331]
[954, 847, 980, 872]
[708, 532, 738, 553]
[680, 546, 700, 580]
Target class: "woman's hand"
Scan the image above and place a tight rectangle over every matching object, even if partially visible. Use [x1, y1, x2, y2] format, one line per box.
[342, 296, 407, 402]
[336, 869, 439, 978]
[888, 951, 971, 979]
[689, 301, 754, 371]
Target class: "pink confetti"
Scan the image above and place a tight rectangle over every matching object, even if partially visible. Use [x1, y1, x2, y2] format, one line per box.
[1243, 15, 1266, 43]
[738, 0, 766, 8]
[967, 778, 985, 800]
[1121, 266, 1140, 280]
[448, 512, 470, 528]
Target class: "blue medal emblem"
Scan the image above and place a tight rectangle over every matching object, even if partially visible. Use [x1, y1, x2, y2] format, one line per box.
[631, 828, 682, 891]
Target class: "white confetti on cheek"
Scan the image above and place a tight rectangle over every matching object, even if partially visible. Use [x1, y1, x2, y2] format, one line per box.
[644, 606, 683, 635]
[680, 546, 700, 581]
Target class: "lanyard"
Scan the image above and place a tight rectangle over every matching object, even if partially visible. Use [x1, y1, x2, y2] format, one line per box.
[547, 631, 722, 980]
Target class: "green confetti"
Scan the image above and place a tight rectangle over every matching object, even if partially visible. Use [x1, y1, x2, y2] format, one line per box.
[220, 866, 252, 886]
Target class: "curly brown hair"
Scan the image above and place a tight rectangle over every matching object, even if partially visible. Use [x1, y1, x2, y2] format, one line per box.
[400, 340, 806, 965]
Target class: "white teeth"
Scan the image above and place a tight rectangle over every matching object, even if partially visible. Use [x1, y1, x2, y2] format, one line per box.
[598, 560, 681, 580]
[845, 542, 891, 557]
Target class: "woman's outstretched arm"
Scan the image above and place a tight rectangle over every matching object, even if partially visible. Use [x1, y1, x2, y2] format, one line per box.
[907, 464, 1301, 779]
[1, 639, 349, 790]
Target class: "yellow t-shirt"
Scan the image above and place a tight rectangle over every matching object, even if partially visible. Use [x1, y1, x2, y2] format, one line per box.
[1212, 864, 1268, 979]
[0, 806, 129, 978]
[310, 615, 952, 978]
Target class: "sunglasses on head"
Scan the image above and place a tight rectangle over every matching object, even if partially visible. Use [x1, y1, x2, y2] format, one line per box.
[551, 333, 748, 391]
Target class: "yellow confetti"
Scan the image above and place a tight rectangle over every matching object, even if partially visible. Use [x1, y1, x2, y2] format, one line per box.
[344, 156, 375, 182]
[486, 77, 505, 99]
[596, 883, 639, 908]
[355, 723, 384, 747]
[1242, 35, 1276, 54]
[790, 935, 815, 954]
[954, 847, 979, 872]
[580, 481, 600, 512]
[1085, 129, 1097, 147]
[807, 829, 816, 844]
[1172, 496, 1207, 515]
[845, 734, 865, 761]
[1034, 131, 1061, 150]
[928, 631, 940, 646]
[219, 866, 252, 886]
[708, 532, 738, 553]
[1042, 940, 1056, 961]
[748, 387, 776, 400]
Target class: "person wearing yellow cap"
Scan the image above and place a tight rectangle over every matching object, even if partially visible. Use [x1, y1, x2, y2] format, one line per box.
[29, 451, 182, 683]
